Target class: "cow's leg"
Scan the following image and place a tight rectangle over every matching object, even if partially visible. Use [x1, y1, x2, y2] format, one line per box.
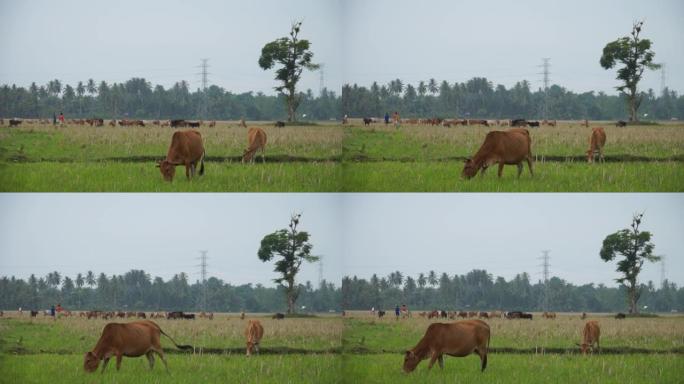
[497, 163, 504, 177]
[437, 354, 444, 369]
[600, 148, 605, 163]
[526, 157, 534, 176]
[115, 354, 122, 370]
[261, 147, 266, 163]
[155, 349, 170, 373]
[146, 351, 155, 370]
[516, 163, 523, 178]
[479, 350, 488, 372]
[427, 352, 439, 370]
[101, 357, 111, 373]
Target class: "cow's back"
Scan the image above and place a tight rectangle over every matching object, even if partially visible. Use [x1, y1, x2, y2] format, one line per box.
[423, 320, 489, 355]
[167, 130, 203, 163]
[590, 128, 606, 149]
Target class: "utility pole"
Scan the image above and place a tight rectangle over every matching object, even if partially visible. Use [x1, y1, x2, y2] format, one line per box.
[538, 250, 551, 311]
[538, 58, 551, 120]
[318, 63, 325, 97]
[197, 250, 209, 312]
[196, 58, 210, 120]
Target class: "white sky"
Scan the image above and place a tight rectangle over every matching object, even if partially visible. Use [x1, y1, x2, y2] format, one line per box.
[1, 193, 681, 288]
[1, 0, 681, 95]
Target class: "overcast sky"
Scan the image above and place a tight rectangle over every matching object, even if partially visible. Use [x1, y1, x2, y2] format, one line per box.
[1, 0, 681, 95]
[1, 193, 681, 288]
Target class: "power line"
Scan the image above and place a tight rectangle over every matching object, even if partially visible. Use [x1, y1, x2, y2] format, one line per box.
[538, 58, 551, 120]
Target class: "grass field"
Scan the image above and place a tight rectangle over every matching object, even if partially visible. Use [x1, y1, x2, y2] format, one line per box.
[1, 312, 682, 383]
[1, 122, 682, 191]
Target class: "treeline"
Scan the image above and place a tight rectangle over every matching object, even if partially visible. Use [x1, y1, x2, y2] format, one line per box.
[0, 269, 340, 313]
[0, 78, 340, 121]
[342, 78, 684, 120]
[341, 270, 684, 313]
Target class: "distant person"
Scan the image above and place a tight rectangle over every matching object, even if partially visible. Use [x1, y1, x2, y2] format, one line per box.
[384, 112, 390, 125]
[58, 112, 65, 125]
[50, 305, 56, 319]
[342, 114, 348, 124]
[393, 111, 400, 128]
[56, 303, 63, 313]
[395, 304, 400, 320]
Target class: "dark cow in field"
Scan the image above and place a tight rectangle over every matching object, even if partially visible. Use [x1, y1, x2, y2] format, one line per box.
[378, 310, 386, 318]
[526, 121, 540, 128]
[182, 313, 195, 320]
[272, 313, 285, 320]
[462, 128, 533, 179]
[615, 313, 626, 319]
[30, 310, 39, 317]
[440, 310, 448, 319]
[166, 311, 184, 320]
[505, 311, 532, 320]
[242, 127, 267, 163]
[187, 121, 200, 128]
[9, 119, 22, 127]
[137, 312, 147, 319]
[427, 310, 440, 319]
[467, 119, 489, 126]
[458, 311, 468, 319]
[83, 320, 192, 373]
[274, 121, 285, 128]
[478, 311, 489, 319]
[157, 130, 205, 181]
[511, 119, 527, 127]
[615, 120, 627, 127]
[403, 320, 490, 373]
[170, 119, 187, 128]
[363, 117, 373, 126]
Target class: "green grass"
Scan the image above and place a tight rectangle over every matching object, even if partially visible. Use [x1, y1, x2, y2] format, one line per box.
[0, 354, 341, 384]
[343, 354, 683, 384]
[341, 162, 684, 192]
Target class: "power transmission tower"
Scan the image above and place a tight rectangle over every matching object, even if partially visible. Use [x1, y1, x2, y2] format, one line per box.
[318, 63, 325, 97]
[318, 256, 323, 288]
[660, 255, 666, 288]
[197, 250, 209, 311]
[538, 58, 551, 120]
[538, 250, 551, 311]
[196, 58, 210, 120]
[659, 63, 666, 95]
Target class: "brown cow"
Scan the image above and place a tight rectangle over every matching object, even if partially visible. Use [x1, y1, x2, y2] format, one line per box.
[157, 130, 205, 181]
[242, 127, 267, 163]
[462, 129, 533, 179]
[403, 320, 490, 373]
[245, 319, 264, 356]
[587, 127, 606, 163]
[577, 320, 600, 354]
[83, 320, 191, 373]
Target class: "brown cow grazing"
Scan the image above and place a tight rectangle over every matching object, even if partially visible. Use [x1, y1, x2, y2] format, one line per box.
[403, 320, 490, 373]
[577, 320, 600, 354]
[83, 320, 192, 373]
[586, 127, 606, 163]
[242, 127, 267, 163]
[157, 130, 205, 182]
[462, 129, 533, 179]
[245, 319, 265, 356]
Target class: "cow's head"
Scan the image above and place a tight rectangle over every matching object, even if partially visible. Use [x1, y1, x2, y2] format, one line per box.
[576, 342, 590, 354]
[402, 350, 421, 373]
[462, 158, 478, 179]
[246, 340, 257, 356]
[157, 160, 175, 181]
[83, 351, 100, 372]
[242, 149, 253, 163]
[586, 149, 594, 163]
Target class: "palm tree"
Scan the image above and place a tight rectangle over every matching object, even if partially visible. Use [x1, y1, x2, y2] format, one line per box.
[417, 81, 427, 97]
[428, 78, 438, 95]
[86, 271, 95, 288]
[428, 270, 437, 287]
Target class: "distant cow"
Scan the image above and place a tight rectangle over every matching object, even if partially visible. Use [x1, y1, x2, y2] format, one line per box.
[170, 119, 187, 128]
[586, 127, 606, 163]
[427, 310, 440, 319]
[462, 129, 533, 179]
[136, 312, 147, 319]
[182, 313, 195, 320]
[505, 311, 532, 320]
[187, 121, 200, 128]
[542, 312, 557, 319]
[526, 121, 540, 128]
[30, 310, 39, 317]
[242, 127, 267, 163]
[440, 310, 448, 319]
[245, 320, 264, 356]
[478, 311, 489, 319]
[467, 119, 489, 126]
[615, 313, 626, 319]
[83, 320, 192, 373]
[511, 119, 527, 127]
[274, 121, 285, 128]
[363, 117, 372, 126]
[199, 312, 214, 320]
[208, 121, 216, 127]
[403, 320, 490, 373]
[577, 320, 600, 354]
[9, 119, 22, 127]
[272, 313, 285, 320]
[157, 130, 205, 182]
[378, 310, 386, 319]
[166, 311, 184, 320]
[615, 120, 627, 127]
[458, 311, 468, 319]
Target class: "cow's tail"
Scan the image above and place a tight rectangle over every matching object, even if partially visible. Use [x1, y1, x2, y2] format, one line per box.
[199, 149, 205, 176]
[482, 330, 490, 372]
[160, 328, 193, 350]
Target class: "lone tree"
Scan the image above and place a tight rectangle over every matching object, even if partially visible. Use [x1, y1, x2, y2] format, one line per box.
[599, 213, 660, 314]
[258, 213, 318, 314]
[600, 20, 660, 122]
[258, 21, 319, 122]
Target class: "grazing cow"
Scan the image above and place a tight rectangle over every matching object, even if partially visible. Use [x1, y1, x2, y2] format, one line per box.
[157, 130, 205, 182]
[170, 119, 187, 128]
[440, 310, 448, 319]
[467, 119, 489, 126]
[199, 312, 214, 320]
[505, 311, 532, 319]
[511, 119, 527, 127]
[526, 121, 540, 128]
[462, 129, 533, 179]
[245, 320, 265, 356]
[615, 313, 626, 319]
[187, 121, 200, 128]
[467, 311, 477, 318]
[458, 311, 468, 319]
[542, 312, 557, 319]
[116, 312, 125, 319]
[242, 127, 267, 163]
[166, 311, 184, 320]
[448, 312, 457, 320]
[9, 119, 22, 127]
[240, 118, 247, 128]
[403, 320, 490, 373]
[109, 120, 116, 127]
[478, 312, 489, 319]
[136, 312, 146, 319]
[363, 117, 372, 126]
[378, 310, 386, 319]
[581, 312, 587, 320]
[152, 120, 160, 125]
[30, 310, 39, 317]
[83, 320, 192, 373]
[272, 313, 285, 320]
[182, 313, 195, 320]
[161, 121, 170, 127]
[427, 310, 440, 319]
[126, 311, 135, 318]
[586, 127, 606, 163]
[418, 312, 427, 318]
[577, 320, 600, 354]
[583, 119, 589, 128]
[615, 120, 627, 127]
[208, 121, 216, 127]
[274, 121, 285, 128]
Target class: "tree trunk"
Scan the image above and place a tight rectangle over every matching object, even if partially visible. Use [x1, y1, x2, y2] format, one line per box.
[628, 284, 639, 314]
[629, 93, 638, 122]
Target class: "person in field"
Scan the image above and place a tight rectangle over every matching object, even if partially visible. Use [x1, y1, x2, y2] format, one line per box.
[384, 112, 390, 125]
[58, 112, 65, 125]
